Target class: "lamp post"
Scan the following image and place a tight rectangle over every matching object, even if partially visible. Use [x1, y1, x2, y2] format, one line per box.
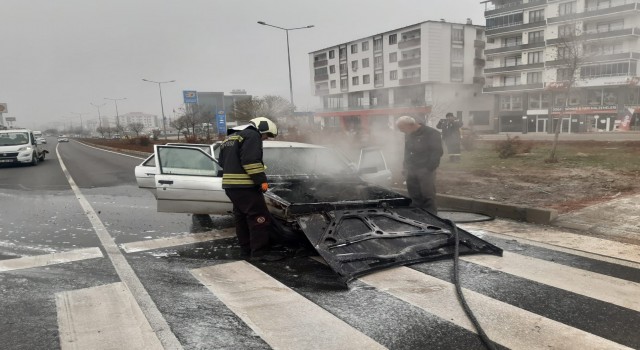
[104, 97, 127, 131]
[90, 102, 106, 130]
[71, 112, 84, 134]
[522, 115, 528, 134]
[142, 79, 175, 140]
[594, 115, 600, 132]
[257, 21, 314, 106]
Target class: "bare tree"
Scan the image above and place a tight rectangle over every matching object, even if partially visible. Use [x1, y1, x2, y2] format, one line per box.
[546, 23, 587, 163]
[425, 98, 453, 127]
[127, 122, 145, 137]
[169, 116, 188, 140]
[234, 95, 295, 124]
[96, 126, 107, 138]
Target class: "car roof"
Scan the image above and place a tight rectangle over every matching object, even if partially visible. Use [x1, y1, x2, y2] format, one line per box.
[2, 129, 30, 133]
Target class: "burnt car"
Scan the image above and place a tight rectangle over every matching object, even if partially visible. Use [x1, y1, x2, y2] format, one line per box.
[134, 141, 501, 281]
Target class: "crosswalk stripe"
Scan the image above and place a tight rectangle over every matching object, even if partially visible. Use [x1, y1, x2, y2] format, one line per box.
[473, 230, 640, 270]
[56, 282, 164, 350]
[191, 261, 386, 350]
[359, 267, 632, 350]
[461, 251, 640, 312]
[120, 228, 236, 253]
[463, 220, 640, 264]
[0, 247, 103, 272]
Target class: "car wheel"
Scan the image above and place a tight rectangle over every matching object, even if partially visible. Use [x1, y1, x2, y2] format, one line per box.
[31, 152, 39, 166]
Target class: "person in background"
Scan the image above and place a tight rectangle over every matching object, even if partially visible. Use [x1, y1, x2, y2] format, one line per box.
[396, 116, 443, 215]
[218, 117, 285, 261]
[437, 112, 463, 162]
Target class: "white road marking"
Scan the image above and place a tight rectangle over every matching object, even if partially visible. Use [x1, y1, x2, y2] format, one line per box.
[462, 251, 640, 312]
[360, 267, 632, 350]
[192, 261, 386, 350]
[466, 229, 640, 270]
[76, 140, 146, 159]
[0, 247, 103, 272]
[56, 145, 183, 349]
[463, 220, 640, 264]
[121, 228, 236, 253]
[56, 282, 163, 350]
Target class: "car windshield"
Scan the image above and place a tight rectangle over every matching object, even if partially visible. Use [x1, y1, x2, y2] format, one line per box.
[0, 132, 29, 146]
[263, 147, 353, 176]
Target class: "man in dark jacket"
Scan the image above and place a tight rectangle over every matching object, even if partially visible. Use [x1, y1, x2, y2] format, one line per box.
[218, 117, 283, 261]
[437, 112, 463, 162]
[396, 116, 443, 215]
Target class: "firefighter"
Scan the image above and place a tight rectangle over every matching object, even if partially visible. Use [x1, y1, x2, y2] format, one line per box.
[218, 117, 284, 261]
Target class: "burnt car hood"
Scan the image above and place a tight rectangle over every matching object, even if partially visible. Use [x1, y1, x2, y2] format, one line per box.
[266, 177, 503, 281]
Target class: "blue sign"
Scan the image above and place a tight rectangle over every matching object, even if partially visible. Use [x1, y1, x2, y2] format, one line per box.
[183, 90, 198, 104]
[216, 112, 227, 135]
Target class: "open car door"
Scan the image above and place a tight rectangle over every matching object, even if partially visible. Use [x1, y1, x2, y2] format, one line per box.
[153, 145, 232, 215]
[358, 147, 392, 187]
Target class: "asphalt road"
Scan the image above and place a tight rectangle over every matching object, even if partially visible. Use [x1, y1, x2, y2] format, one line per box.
[0, 137, 639, 350]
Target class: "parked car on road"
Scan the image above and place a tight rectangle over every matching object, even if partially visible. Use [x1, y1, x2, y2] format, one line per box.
[57, 136, 69, 142]
[0, 129, 48, 165]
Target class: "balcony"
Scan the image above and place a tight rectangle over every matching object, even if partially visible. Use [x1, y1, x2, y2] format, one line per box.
[546, 27, 639, 45]
[483, 82, 544, 93]
[546, 52, 640, 66]
[547, 1, 636, 24]
[486, 21, 546, 36]
[484, 62, 543, 74]
[484, 0, 546, 16]
[474, 40, 486, 49]
[313, 60, 328, 68]
[398, 57, 421, 67]
[314, 88, 330, 96]
[399, 76, 421, 86]
[398, 37, 421, 49]
[314, 74, 329, 82]
[485, 41, 545, 55]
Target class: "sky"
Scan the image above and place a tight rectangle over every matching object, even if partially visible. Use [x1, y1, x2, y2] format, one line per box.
[0, 0, 488, 130]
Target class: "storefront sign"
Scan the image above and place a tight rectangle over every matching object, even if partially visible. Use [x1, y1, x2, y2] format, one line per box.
[552, 105, 617, 114]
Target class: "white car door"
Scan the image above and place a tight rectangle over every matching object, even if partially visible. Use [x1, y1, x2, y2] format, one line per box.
[358, 147, 392, 187]
[135, 153, 158, 196]
[154, 145, 232, 215]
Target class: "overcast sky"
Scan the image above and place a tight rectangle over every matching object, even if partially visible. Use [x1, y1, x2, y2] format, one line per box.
[1, 0, 487, 130]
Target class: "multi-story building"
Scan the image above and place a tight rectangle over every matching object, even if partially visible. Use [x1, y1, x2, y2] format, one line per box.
[483, 0, 640, 133]
[309, 20, 494, 137]
[195, 91, 252, 123]
[118, 112, 159, 130]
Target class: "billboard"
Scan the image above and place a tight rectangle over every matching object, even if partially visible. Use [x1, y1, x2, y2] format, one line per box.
[183, 91, 198, 104]
[216, 112, 227, 135]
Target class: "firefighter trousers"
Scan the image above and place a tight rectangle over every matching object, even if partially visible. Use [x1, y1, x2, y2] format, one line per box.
[224, 187, 275, 256]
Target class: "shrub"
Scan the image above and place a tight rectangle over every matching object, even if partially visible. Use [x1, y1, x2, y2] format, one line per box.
[138, 135, 150, 146]
[493, 135, 534, 159]
[185, 135, 198, 144]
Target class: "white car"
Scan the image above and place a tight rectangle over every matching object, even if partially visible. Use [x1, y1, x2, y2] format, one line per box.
[134, 141, 392, 215]
[0, 129, 48, 165]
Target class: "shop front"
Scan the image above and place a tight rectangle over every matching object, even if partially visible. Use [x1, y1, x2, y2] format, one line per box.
[551, 105, 618, 132]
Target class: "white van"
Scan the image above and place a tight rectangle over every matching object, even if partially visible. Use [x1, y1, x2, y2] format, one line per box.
[0, 129, 48, 165]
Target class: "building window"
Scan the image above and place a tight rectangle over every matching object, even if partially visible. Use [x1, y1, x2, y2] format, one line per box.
[528, 51, 542, 64]
[390, 70, 398, 80]
[451, 67, 463, 81]
[527, 71, 542, 84]
[389, 34, 397, 45]
[528, 93, 550, 109]
[351, 44, 358, 54]
[558, 24, 575, 38]
[559, 1, 576, 16]
[557, 47, 569, 59]
[374, 72, 384, 86]
[362, 41, 369, 51]
[452, 27, 464, 42]
[339, 47, 346, 59]
[314, 53, 326, 62]
[374, 56, 384, 69]
[580, 62, 630, 78]
[528, 31, 544, 43]
[315, 67, 327, 76]
[329, 50, 335, 59]
[486, 13, 523, 29]
[373, 38, 383, 51]
[529, 9, 544, 23]
[362, 58, 369, 68]
[557, 68, 573, 81]
[352, 76, 359, 86]
[502, 36, 522, 47]
[340, 63, 347, 73]
[330, 80, 336, 88]
[340, 78, 348, 89]
[594, 20, 624, 33]
[586, 42, 623, 55]
[389, 52, 397, 63]
[363, 74, 370, 84]
[451, 47, 464, 61]
[329, 65, 336, 74]
[500, 95, 522, 110]
[502, 75, 521, 86]
[504, 55, 522, 67]
[352, 60, 358, 71]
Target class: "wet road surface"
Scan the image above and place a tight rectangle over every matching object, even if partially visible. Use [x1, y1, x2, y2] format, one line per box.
[1, 138, 639, 349]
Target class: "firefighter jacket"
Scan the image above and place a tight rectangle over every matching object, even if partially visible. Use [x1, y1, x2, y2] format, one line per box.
[218, 125, 267, 189]
[403, 124, 443, 172]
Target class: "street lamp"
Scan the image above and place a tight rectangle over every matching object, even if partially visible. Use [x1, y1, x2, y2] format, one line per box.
[257, 21, 314, 106]
[90, 102, 106, 129]
[142, 79, 175, 140]
[104, 97, 127, 130]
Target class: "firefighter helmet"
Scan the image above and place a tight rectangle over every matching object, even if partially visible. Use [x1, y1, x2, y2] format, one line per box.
[250, 117, 278, 138]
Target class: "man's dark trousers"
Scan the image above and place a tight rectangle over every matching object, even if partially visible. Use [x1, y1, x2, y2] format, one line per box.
[224, 187, 273, 255]
[406, 167, 437, 215]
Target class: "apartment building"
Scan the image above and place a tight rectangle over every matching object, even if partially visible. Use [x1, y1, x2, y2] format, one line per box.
[118, 112, 159, 130]
[483, 0, 640, 133]
[309, 20, 494, 137]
